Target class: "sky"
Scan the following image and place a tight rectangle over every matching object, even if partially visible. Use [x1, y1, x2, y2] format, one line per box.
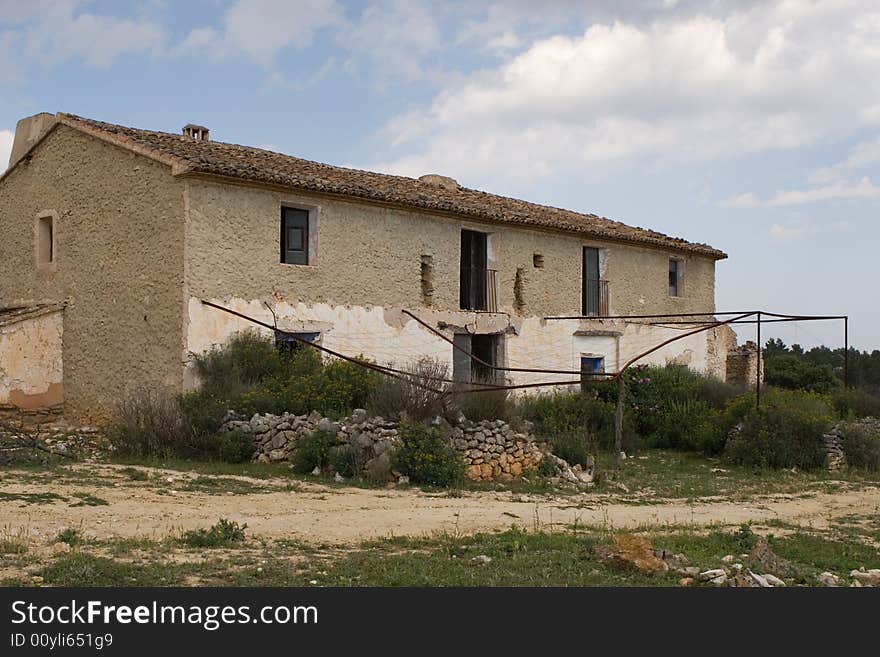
[1, 0, 878, 350]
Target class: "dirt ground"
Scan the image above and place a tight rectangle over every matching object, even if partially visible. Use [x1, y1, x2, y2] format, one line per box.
[2, 463, 878, 546]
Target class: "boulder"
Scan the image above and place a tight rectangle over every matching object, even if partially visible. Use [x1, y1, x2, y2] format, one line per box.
[599, 534, 669, 576]
[697, 569, 728, 585]
[850, 569, 880, 586]
[817, 572, 840, 587]
[748, 538, 796, 578]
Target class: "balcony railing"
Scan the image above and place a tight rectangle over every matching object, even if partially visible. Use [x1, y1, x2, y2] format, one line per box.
[460, 267, 498, 312]
[582, 278, 609, 317]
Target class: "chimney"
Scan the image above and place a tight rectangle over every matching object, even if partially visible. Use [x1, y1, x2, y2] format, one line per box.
[182, 124, 210, 141]
[9, 112, 57, 168]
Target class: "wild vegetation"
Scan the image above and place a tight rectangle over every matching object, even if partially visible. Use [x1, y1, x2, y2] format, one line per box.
[108, 330, 880, 480]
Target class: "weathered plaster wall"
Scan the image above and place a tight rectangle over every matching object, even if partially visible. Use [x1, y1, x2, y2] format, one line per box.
[184, 178, 717, 318]
[0, 309, 63, 408]
[0, 126, 186, 422]
[184, 177, 726, 385]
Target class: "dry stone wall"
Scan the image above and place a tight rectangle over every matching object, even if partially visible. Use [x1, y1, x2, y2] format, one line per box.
[219, 409, 588, 483]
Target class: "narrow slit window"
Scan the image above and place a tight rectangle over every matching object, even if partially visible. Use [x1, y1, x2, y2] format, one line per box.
[668, 259, 681, 297]
[281, 207, 309, 265]
[37, 215, 54, 265]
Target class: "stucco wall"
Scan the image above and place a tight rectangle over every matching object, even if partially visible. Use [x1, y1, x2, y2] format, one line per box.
[183, 177, 725, 386]
[183, 177, 717, 318]
[0, 126, 186, 422]
[0, 309, 63, 409]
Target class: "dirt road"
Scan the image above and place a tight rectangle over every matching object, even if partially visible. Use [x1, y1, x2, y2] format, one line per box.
[2, 463, 877, 545]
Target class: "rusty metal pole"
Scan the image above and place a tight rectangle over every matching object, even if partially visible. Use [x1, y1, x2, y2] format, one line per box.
[756, 311, 762, 410]
[614, 375, 625, 467]
[844, 316, 849, 389]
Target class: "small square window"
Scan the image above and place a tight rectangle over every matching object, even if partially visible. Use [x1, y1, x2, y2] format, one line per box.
[580, 356, 605, 390]
[533, 253, 544, 268]
[281, 207, 309, 265]
[275, 331, 320, 355]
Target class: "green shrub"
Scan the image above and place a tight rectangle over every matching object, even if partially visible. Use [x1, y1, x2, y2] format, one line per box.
[546, 430, 596, 468]
[518, 390, 640, 455]
[290, 430, 337, 474]
[231, 350, 380, 419]
[392, 423, 464, 487]
[367, 358, 452, 421]
[328, 444, 357, 478]
[831, 388, 880, 420]
[190, 330, 286, 398]
[56, 528, 83, 546]
[537, 453, 557, 477]
[110, 388, 218, 459]
[724, 390, 834, 470]
[625, 365, 744, 454]
[649, 399, 725, 454]
[219, 430, 254, 464]
[180, 519, 247, 548]
[455, 383, 514, 422]
[839, 424, 880, 471]
[764, 355, 840, 393]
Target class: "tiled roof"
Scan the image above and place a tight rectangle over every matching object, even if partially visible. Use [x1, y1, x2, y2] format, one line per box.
[57, 113, 726, 259]
[0, 303, 64, 328]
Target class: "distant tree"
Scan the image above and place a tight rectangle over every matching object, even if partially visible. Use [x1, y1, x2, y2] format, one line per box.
[762, 338, 880, 393]
[763, 354, 840, 393]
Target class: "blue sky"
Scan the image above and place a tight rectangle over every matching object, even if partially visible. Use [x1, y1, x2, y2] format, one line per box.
[2, 0, 878, 349]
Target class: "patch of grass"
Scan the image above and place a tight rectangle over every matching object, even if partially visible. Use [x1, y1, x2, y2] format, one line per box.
[119, 467, 149, 481]
[0, 537, 28, 555]
[769, 533, 880, 576]
[0, 491, 65, 505]
[179, 519, 247, 549]
[108, 457, 290, 480]
[593, 449, 880, 501]
[70, 492, 109, 507]
[55, 528, 83, 546]
[300, 528, 678, 587]
[39, 553, 184, 586]
[179, 476, 270, 496]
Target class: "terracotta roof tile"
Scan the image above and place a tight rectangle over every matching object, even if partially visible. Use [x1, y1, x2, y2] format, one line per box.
[58, 113, 726, 259]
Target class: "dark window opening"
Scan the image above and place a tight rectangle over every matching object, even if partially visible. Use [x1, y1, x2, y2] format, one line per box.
[281, 207, 309, 265]
[582, 246, 600, 316]
[420, 254, 434, 306]
[668, 259, 680, 297]
[580, 356, 605, 391]
[460, 229, 489, 311]
[275, 331, 319, 355]
[452, 333, 503, 384]
[38, 215, 54, 265]
[533, 253, 544, 268]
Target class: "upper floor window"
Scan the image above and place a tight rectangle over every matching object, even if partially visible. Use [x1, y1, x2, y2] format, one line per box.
[668, 258, 682, 297]
[281, 207, 309, 265]
[36, 211, 56, 268]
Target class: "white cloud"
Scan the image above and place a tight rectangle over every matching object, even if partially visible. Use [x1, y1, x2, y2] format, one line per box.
[809, 136, 880, 183]
[718, 192, 760, 208]
[178, 0, 341, 64]
[724, 177, 880, 208]
[341, 0, 442, 83]
[769, 223, 805, 241]
[0, 129, 13, 172]
[24, 5, 165, 68]
[767, 177, 880, 206]
[367, 1, 880, 185]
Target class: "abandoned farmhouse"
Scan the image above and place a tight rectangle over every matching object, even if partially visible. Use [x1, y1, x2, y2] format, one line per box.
[0, 112, 751, 423]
